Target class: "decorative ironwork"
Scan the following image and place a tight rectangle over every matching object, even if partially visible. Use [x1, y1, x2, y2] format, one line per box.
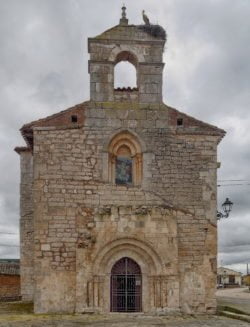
[217, 197, 233, 220]
[111, 257, 142, 312]
[120, 4, 128, 25]
[121, 5, 127, 20]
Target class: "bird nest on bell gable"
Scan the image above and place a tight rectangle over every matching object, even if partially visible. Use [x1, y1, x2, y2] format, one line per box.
[138, 24, 167, 40]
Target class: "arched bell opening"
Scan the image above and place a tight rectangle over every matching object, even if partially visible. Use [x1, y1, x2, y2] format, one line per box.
[114, 51, 138, 91]
[110, 257, 142, 312]
[114, 62, 137, 89]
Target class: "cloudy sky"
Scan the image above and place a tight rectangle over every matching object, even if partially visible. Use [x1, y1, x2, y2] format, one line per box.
[0, 0, 249, 274]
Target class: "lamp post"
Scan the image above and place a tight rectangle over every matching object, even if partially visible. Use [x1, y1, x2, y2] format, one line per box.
[217, 198, 233, 220]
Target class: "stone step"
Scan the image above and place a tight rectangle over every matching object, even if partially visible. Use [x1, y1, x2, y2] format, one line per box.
[220, 310, 250, 323]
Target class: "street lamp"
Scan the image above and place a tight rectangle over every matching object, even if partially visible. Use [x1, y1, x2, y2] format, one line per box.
[217, 198, 233, 220]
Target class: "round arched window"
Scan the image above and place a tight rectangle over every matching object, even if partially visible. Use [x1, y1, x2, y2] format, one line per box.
[108, 132, 142, 186]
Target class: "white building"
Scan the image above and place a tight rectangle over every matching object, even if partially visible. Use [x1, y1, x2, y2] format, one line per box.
[217, 267, 242, 287]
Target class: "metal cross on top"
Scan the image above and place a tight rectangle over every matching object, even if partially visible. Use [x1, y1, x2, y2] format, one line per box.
[122, 4, 126, 19]
[120, 5, 128, 25]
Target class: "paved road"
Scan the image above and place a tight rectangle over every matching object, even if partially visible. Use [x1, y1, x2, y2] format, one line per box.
[216, 287, 250, 300]
[0, 315, 249, 327]
[216, 287, 250, 314]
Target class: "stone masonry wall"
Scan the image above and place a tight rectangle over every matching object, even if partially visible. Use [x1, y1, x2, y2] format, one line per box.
[75, 205, 180, 313]
[19, 150, 34, 301]
[31, 103, 219, 313]
[88, 26, 164, 103]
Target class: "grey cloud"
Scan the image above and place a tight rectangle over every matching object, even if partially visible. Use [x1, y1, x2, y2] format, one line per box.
[218, 251, 250, 266]
[32, 72, 67, 105]
[220, 245, 250, 254]
[164, 0, 250, 126]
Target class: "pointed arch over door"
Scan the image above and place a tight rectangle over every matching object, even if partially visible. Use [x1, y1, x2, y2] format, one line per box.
[110, 257, 142, 312]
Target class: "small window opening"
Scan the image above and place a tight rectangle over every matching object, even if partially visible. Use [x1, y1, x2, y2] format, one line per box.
[71, 115, 78, 123]
[177, 118, 183, 126]
[114, 62, 137, 90]
[115, 145, 132, 185]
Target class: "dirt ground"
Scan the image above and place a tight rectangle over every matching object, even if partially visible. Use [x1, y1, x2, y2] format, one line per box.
[0, 314, 249, 327]
[0, 291, 250, 327]
[0, 301, 249, 327]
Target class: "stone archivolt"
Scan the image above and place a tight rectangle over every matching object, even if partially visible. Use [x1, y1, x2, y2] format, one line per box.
[87, 237, 164, 312]
[92, 237, 163, 275]
[114, 50, 139, 67]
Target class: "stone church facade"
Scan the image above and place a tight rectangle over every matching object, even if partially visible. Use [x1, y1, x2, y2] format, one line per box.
[15, 10, 225, 314]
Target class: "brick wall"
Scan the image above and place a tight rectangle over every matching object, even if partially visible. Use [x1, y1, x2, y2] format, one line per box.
[0, 275, 20, 301]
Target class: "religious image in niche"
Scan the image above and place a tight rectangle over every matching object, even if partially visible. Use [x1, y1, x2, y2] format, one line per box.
[115, 157, 133, 185]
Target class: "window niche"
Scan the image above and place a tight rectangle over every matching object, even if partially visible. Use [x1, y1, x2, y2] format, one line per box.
[108, 132, 142, 186]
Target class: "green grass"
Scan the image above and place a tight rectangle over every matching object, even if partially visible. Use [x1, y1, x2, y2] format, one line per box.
[0, 302, 33, 314]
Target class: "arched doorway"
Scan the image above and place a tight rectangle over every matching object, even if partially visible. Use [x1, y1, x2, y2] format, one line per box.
[110, 257, 142, 312]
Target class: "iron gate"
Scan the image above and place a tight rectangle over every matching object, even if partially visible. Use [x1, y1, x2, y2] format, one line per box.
[110, 257, 142, 312]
